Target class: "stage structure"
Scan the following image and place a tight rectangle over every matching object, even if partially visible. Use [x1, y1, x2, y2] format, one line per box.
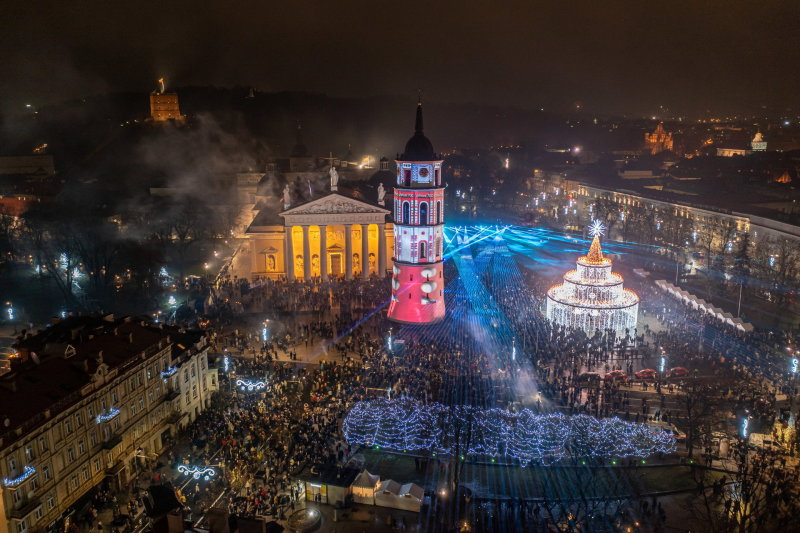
[388, 100, 446, 324]
[546, 224, 639, 335]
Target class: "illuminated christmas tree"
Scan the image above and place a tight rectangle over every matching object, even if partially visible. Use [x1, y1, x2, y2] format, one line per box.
[546, 224, 639, 335]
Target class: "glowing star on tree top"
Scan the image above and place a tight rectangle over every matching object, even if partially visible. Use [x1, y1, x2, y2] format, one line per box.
[588, 220, 606, 238]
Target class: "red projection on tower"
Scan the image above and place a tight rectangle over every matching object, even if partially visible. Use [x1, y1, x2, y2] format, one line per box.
[388, 101, 446, 324]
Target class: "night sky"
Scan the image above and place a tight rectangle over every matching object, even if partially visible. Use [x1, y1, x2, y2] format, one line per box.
[2, 0, 799, 117]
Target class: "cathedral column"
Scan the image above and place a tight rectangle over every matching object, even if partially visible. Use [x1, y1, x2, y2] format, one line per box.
[320, 225, 328, 282]
[302, 225, 311, 281]
[361, 224, 370, 280]
[344, 224, 353, 280]
[377, 223, 387, 276]
[284, 225, 294, 281]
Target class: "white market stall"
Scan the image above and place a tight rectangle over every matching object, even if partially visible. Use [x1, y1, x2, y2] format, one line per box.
[374, 479, 425, 512]
[654, 280, 755, 332]
[351, 470, 380, 505]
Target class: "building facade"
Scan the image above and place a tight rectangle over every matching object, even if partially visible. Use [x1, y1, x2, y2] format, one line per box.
[246, 194, 393, 281]
[0, 318, 215, 533]
[387, 102, 446, 324]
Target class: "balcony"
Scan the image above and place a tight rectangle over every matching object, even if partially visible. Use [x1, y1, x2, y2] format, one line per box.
[10, 497, 40, 519]
[102, 434, 122, 450]
[165, 411, 187, 425]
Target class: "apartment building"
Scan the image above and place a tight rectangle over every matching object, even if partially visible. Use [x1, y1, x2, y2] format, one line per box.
[0, 316, 216, 533]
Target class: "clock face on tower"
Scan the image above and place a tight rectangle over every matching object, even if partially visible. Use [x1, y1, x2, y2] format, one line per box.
[419, 167, 429, 178]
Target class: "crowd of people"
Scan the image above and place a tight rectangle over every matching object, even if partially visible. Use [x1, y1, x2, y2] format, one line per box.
[148, 236, 800, 531]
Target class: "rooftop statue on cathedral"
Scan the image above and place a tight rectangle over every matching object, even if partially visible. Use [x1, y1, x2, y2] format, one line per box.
[329, 166, 339, 191]
[283, 184, 292, 209]
[377, 182, 386, 205]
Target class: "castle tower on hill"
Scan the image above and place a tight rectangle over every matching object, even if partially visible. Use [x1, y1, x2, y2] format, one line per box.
[387, 101, 446, 324]
[150, 78, 184, 122]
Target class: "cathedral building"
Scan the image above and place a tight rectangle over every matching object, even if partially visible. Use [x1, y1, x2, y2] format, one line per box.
[643, 123, 673, 155]
[242, 128, 394, 281]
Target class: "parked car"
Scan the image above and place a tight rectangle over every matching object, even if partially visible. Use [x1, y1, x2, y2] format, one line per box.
[667, 366, 690, 378]
[634, 368, 657, 380]
[604, 370, 628, 382]
[576, 372, 602, 386]
[648, 422, 686, 443]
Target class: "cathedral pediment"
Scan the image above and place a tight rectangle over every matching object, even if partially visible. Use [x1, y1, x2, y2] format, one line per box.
[280, 193, 389, 216]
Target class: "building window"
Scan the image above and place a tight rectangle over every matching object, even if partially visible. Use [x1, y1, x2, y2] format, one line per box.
[8, 456, 17, 475]
[43, 464, 51, 481]
[192, 384, 198, 399]
[78, 440, 86, 455]
[34, 507, 43, 521]
[403, 169, 411, 186]
[402, 202, 410, 224]
[419, 202, 428, 224]
[30, 476, 39, 492]
[38, 436, 48, 453]
[67, 448, 75, 462]
[25, 445, 35, 461]
[90, 431, 98, 447]
[93, 459, 100, 474]
[87, 406, 94, 420]
[111, 391, 117, 404]
[437, 201, 442, 223]
[47, 496, 55, 511]
[75, 412, 83, 427]
[69, 475, 78, 490]
[64, 419, 72, 435]
[16, 519, 27, 533]
[81, 466, 89, 482]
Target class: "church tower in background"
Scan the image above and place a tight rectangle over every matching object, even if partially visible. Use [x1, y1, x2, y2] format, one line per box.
[388, 100, 446, 324]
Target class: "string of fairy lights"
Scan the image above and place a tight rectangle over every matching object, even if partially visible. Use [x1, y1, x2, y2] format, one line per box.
[343, 398, 675, 465]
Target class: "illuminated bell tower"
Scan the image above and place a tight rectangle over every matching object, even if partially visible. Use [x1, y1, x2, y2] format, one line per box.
[388, 101, 446, 324]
